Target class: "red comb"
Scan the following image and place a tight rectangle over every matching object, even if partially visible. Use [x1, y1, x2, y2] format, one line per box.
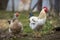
[43, 6, 48, 13]
[16, 12, 19, 17]
[43, 7, 48, 10]
[43, 6, 47, 8]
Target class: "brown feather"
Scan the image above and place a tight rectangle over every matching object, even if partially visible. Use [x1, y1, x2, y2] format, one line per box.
[10, 19, 23, 34]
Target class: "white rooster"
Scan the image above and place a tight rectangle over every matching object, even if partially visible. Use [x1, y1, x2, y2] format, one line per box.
[8, 12, 23, 34]
[29, 7, 48, 37]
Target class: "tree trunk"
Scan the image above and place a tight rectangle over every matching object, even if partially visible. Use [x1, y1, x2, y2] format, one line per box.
[54, 0, 60, 17]
[0, 0, 8, 10]
[37, 0, 42, 11]
[54, 0, 60, 26]
[12, 0, 14, 12]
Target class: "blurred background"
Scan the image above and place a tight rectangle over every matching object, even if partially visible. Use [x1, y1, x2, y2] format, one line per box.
[0, 0, 60, 34]
[0, 0, 60, 16]
[0, 0, 60, 32]
[0, 0, 60, 40]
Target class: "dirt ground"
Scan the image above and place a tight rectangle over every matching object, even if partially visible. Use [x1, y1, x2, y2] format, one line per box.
[0, 31, 60, 40]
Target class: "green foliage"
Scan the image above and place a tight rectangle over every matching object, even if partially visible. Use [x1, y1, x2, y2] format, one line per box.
[41, 20, 53, 34]
[0, 11, 53, 34]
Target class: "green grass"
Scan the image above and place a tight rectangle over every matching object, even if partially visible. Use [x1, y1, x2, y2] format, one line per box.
[0, 11, 53, 34]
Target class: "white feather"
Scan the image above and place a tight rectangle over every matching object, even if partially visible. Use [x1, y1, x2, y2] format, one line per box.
[29, 16, 46, 30]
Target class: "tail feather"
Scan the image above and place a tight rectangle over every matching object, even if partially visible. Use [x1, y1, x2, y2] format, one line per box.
[29, 12, 34, 18]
